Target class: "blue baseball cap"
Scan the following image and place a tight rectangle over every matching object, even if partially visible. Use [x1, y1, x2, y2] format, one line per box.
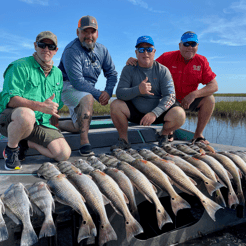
[181, 32, 198, 43]
[135, 36, 154, 48]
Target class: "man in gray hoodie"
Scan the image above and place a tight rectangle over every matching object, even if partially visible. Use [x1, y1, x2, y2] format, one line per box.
[110, 36, 185, 150]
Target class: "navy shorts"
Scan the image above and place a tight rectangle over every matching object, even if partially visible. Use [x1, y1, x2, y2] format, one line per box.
[125, 101, 180, 124]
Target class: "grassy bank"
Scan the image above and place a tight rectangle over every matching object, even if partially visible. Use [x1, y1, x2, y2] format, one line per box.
[59, 100, 246, 119]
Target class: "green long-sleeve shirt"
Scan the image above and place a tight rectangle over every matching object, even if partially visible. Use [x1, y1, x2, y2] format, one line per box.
[0, 56, 63, 129]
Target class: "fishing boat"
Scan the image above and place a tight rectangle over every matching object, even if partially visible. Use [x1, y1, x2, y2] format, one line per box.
[0, 116, 246, 246]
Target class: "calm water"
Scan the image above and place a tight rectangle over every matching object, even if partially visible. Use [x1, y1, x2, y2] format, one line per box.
[183, 116, 246, 147]
[215, 96, 246, 102]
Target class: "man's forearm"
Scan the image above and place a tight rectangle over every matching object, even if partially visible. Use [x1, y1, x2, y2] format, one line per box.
[192, 79, 218, 98]
[8, 96, 43, 112]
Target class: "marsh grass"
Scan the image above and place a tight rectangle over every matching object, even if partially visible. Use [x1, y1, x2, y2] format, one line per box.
[59, 101, 111, 116]
[60, 98, 246, 119]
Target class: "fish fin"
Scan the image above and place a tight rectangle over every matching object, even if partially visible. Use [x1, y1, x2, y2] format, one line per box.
[77, 217, 97, 243]
[80, 194, 86, 203]
[189, 177, 197, 186]
[39, 215, 56, 239]
[214, 189, 227, 207]
[123, 192, 129, 204]
[156, 206, 173, 230]
[98, 222, 117, 246]
[215, 174, 227, 188]
[228, 189, 239, 209]
[227, 171, 233, 179]
[110, 202, 124, 216]
[31, 202, 43, 217]
[152, 184, 158, 193]
[21, 224, 38, 246]
[86, 174, 93, 179]
[102, 195, 110, 206]
[200, 195, 223, 221]
[170, 195, 191, 216]
[149, 179, 162, 191]
[52, 200, 55, 213]
[125, 215, 143, 242]
[238, 169, 243, 179]
[173, 182, 194, 196]
[204, 178, 225, 196]
[167, 176, 174, 185]
[5, 206, 21, 225]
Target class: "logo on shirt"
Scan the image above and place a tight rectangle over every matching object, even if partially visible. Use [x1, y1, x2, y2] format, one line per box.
[193, 65, 201, 71]
[172, 66, 177, 68]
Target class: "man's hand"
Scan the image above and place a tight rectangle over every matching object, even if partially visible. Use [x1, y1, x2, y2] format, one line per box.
[99, 91, 110, 106]
[42, 94, 60, 118]
[181, 92, 196, 109]
[139, 77, 154, 95]
[126, 57, 138, 66]
[140, 112, 157, 126]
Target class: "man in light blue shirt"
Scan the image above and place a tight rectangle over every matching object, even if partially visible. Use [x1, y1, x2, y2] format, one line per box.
[58, 15, 117, 156]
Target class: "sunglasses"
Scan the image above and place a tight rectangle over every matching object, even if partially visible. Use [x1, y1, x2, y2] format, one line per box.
[136, 47, 154, 53]
[182, 42, 197, 47]
[37, 42, 57, 51]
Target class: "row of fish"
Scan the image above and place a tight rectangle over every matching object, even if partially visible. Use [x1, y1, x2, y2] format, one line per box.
[1, 142, 246, 246]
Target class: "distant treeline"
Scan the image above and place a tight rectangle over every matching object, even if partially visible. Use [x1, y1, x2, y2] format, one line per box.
[214, 93, 246, 97]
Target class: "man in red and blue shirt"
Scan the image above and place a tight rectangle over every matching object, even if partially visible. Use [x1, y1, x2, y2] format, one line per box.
[127, 31, 218, 144]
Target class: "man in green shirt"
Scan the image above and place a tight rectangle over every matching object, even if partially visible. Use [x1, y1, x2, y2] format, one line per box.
[0, 31, 71, 170]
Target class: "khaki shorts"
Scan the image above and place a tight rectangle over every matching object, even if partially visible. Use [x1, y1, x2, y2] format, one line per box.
[0, 108, 64, 148]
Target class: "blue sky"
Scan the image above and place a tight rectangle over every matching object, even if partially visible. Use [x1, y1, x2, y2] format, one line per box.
[1, 0, 246, 93]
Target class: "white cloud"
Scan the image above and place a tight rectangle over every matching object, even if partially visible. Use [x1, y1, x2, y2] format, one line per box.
[200, 0, 246, 46]
[127, 0, 166, 13]
[19, 0, 49, 6]
[0, 31, 34, 54]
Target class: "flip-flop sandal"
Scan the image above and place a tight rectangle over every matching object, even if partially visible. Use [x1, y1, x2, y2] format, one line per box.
[191, 137, 209, 145]
[168, 134, 174, 142]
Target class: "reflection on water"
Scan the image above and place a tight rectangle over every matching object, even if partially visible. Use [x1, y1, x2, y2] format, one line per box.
[215, 97, 246, 102]
[183, 116, 246, 147]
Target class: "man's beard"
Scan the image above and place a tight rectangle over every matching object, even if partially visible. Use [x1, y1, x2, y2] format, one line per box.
[81, 38, 95, 50]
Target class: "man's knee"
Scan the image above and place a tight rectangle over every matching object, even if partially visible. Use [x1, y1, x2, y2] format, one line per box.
[50, 140, 71, 161]
[12, 107, 36, 126]
[110, 99, 126, 113]
[200, 95, 215, 107]
[166, 106, 186, 125]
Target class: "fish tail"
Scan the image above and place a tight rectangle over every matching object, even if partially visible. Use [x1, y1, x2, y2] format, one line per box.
[214, 190, 227, 207]
[228, 189, 239, 208]
[21, 224, 38, 246]
[0, 220, 8, 242]
[125, 215, 143, 242]
[77, 218, 97, 243]
[201, 196, 223, 221]
[39, 215, 56, 239]
[204, 178, 225, 196]
[156, 206, 173, 230]
[98, 222, 117, 246]
[170, 195, 191, 216]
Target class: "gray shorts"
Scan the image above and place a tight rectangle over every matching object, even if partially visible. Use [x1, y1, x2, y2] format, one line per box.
[0, 108, 64, 148]
[61, 81, 91, 124]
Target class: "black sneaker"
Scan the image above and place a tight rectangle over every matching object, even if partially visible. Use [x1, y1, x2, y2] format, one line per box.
[110, 138, 131, 151]
[3, 146, 22, 170]
[79, 144, 95, 157]
[18, 140, 29, 161]
[158, 135, 168, 147]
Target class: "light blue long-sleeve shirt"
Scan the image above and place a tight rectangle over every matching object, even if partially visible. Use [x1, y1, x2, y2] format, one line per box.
[58, 38, 117, 101]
